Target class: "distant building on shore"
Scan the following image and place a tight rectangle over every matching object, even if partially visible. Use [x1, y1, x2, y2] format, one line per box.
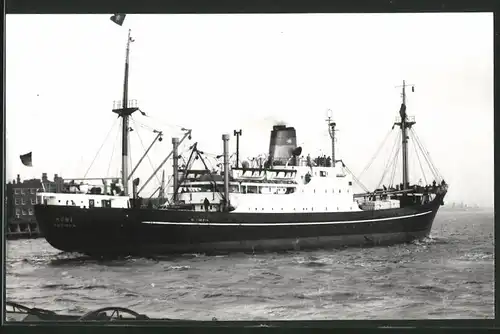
[5, 173, 63, 239]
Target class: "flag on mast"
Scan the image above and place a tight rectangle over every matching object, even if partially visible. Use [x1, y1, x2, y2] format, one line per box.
[20, 152, 33, 167]
[110, 14, 126, 26]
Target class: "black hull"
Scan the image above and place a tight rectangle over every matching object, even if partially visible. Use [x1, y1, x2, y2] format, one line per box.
[34, 194, 445, 256]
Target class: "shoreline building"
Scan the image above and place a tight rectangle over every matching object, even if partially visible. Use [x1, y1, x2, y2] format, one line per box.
[5, 173, 63, 240]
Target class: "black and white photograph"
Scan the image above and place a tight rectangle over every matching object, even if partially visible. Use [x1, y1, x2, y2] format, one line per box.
[5, 13, 493, 321]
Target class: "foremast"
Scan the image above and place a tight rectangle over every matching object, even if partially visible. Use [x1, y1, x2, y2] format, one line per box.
[393, 80, 416, 190]
[112, 29, 138, 196]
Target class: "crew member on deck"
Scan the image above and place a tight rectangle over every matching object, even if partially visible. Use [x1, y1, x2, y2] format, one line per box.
[203, 197, 210, 212]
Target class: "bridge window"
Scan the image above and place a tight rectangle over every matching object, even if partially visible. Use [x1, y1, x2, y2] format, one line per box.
[348, 181, 353, 186]
[248, 186, 258, 193]
[320, 171, 327, 177]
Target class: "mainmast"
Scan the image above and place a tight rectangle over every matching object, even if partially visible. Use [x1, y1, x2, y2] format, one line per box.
[112, 29, 138, 196]
[326, 109, 337, 167]
[393, 80, 416, 190]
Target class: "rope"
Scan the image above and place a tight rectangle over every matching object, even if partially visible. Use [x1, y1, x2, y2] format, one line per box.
[377, 136, 401, 190]
[106, 122, 121, 177]
[388, 148, 399, 187]
[139, 113, 189, 132]
[410, 128, 443, 181]
[376, 131, 401, 188]
[410, 131, 428, 185]
[131, 117, 162, 187]
[343, 164, 369, 193]
[84, 118, 119, 178]
[357, 128, 394, 181]
[410, 128, 441, 182]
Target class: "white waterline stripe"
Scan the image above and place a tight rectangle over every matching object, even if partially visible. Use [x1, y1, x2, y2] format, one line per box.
[141, 210, 433, 226]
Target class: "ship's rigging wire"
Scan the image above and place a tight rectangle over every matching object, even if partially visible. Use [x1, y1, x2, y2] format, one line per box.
[376, 132, 401, 189]
[411, 129, 439, 181]
[106, 122, 122, 177]
[357, 128, 394, 181]
[130, 117, 162, 187]
[410, 128, 443, 182]
[342, 164, 370, 193]
[411, 132, 428, 185]
[388, 147, 399, 187]
[138, 113, 190, 133]
[128, 124, 133, 181]
[84, 118, 119, 178]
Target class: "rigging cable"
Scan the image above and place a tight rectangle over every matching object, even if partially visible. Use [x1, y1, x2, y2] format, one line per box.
[129, 122, 133, 182]
[343, 164, 369, 193]
[107, 121, 122, 177]
[410, 128, 442, 182]
[376, 131, 401, 188]
[357, 128, 394, 181]
[84, 118, 119, 178]
[410, 130, 428, 185]
[378, 144, 400, 189]
[388, 146, 399, 187]
[138, 113, 190, 133]
[377, 132, 401, 189]
[131, 117, 162, 188]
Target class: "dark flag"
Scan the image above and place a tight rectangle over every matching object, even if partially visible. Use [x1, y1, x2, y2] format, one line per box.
[20, 152, 32, 167]
[110, 14, 126, 26]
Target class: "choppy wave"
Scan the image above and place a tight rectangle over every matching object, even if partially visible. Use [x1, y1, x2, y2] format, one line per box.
[6, 210, 494, 320]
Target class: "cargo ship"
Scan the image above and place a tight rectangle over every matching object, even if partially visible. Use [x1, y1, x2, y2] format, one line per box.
[34, 27, 447, 257]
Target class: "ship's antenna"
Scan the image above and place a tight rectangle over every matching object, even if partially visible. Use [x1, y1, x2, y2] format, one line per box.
[326, 109, 337, 167]
[393, 80, 416, 190]
[112, 29, 139, 196]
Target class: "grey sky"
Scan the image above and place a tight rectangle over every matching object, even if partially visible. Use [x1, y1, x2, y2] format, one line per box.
[6, 13, 493, 206]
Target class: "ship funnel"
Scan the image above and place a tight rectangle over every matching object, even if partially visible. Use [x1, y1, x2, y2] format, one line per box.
[266, 125, 298, 167]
